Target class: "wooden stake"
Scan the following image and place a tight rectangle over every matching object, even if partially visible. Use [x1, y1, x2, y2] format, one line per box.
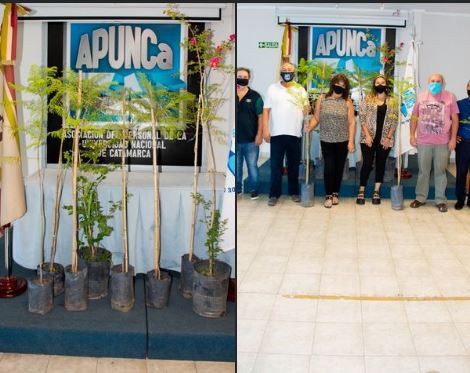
[71, 70, 82, 273]
[121, 96, 129, 273]
[49, 132, 65, 272]
[150, 105, 161, 280]
[188, 92, 202, 261]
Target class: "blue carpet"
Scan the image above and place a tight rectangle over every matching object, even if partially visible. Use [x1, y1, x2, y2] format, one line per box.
[146, 273, 235, 362]
[0, 241, 235, 361]
[246, 154, 457, 200]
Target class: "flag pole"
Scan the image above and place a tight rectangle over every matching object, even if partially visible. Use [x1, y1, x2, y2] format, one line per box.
[0, 225, 27, 297]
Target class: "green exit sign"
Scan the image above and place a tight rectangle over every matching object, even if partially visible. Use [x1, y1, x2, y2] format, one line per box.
[258, 41, 279, 48]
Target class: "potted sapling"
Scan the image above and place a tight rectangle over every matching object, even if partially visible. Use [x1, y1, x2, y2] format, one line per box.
[106, 87, 138, 312]
[59, 70, 113, 310]
[136, 74, 194, 309]
[192, 193, 231, 318]
[66, 117, 118, 300]
[14, 65, 58, 313]
[165, 5, 235, 298]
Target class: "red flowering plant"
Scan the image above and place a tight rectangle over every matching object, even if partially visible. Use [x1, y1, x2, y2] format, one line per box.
[376, 41, 405, 78]
[165, 4, 234, 275]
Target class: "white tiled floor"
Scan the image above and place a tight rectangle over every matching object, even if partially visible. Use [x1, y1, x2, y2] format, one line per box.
[0, 353, 235, 373]
[238, 193, 470, 373]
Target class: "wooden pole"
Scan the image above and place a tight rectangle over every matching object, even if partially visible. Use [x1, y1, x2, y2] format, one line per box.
[150, 106, 161, 279]
[71, 71, 82, 273]
[121, 96, 129, 273]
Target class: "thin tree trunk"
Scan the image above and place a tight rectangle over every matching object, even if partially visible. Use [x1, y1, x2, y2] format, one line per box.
[121, 97, 129, 273]
[49, 132, 65, 272]
[150, 106, 161, 279]
[71, 71, 82, 273]
[38, 96, 46, 282]
[205, 125, 217, 277]
[188, 89, 203, 262]
[38, 165, 44, 282]
[188, 41, 205, 262]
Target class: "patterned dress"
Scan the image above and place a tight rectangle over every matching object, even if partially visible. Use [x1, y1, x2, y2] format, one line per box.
[318, 97, 349, 143]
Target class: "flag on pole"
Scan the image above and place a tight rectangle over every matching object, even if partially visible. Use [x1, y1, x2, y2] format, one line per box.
[220, 126, 235, 253]
[0, 3, 29, 227]
[394, 40, 418, 156]
[281, 21, 292, 63]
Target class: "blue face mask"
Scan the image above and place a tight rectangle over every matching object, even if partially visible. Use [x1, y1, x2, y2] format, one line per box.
[428, 82, 442, 95]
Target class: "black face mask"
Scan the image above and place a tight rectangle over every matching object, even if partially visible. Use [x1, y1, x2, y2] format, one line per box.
[467, 89, 470, 97]
[333, 85, 345, 95]
[280, 72, 294, 83]
[374, 85, 387, 94]
[237, 78, 249, 86]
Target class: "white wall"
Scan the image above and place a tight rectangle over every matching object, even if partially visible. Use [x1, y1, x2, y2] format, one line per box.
[419, 13, 470, 97]
[206, 3, 235, 174]
[16, 21, 48, 177]
[14, 3, 234, 176]
[237, 6, 284, 101]
[237, 5, 285, 155]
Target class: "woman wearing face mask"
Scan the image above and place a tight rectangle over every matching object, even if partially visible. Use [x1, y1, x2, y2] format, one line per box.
[356, 75, 398, 205]
[305, 74, 356, 208]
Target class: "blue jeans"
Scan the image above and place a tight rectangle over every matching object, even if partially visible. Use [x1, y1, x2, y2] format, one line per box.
[236, 142, 259, 193]
[455, 141, 470, 202]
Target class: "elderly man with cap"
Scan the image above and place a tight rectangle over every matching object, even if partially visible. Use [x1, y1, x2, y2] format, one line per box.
[409, 73, 459, 212]
[262, 62, 310, 207]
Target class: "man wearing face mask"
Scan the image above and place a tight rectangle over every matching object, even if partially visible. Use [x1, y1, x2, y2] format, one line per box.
[236, 67, 264, 199]
[262, 62, 310, 206]
[410, 73, 459, 212]
[454, 80, 470, 209]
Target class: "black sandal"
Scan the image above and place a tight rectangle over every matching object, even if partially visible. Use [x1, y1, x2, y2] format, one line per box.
[372, 191, 381, 205]
[356, 190, 365, 205]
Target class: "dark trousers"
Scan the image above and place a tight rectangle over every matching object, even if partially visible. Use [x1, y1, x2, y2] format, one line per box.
[360, 141, 391, 187]
[455, 141, 470, 202]
[270, 135, 301, 198]
[321, 140, 348, 196]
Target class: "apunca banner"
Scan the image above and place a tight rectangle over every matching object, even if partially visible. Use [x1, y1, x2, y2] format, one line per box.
[220, 127, 235, 252]
[395, 40, 418, 156]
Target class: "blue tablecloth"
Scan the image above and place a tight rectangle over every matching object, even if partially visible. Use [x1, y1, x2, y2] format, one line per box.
[13, 169, 234, 275]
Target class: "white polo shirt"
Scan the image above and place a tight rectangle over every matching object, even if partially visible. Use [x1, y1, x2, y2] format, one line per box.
[264, 81, 308, 138]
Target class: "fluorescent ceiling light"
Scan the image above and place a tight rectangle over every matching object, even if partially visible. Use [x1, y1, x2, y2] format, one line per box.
[278, 15, 407, 28]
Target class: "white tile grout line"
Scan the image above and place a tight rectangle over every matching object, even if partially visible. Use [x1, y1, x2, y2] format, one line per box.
[354, 199, 368, 373]
[247, 195, 283, 372]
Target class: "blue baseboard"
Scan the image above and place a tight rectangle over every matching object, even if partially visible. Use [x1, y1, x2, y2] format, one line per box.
[146, 273, 236, 362]
[246, 154, 457, 200]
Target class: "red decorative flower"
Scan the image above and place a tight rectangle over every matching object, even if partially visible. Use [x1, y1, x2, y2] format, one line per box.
[216, 45, 223, 53]
[209, 56, 221, 68]
[190, 37, 197, 46]
[383, 57, 389, 63]
[229, 34, 235, 42]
